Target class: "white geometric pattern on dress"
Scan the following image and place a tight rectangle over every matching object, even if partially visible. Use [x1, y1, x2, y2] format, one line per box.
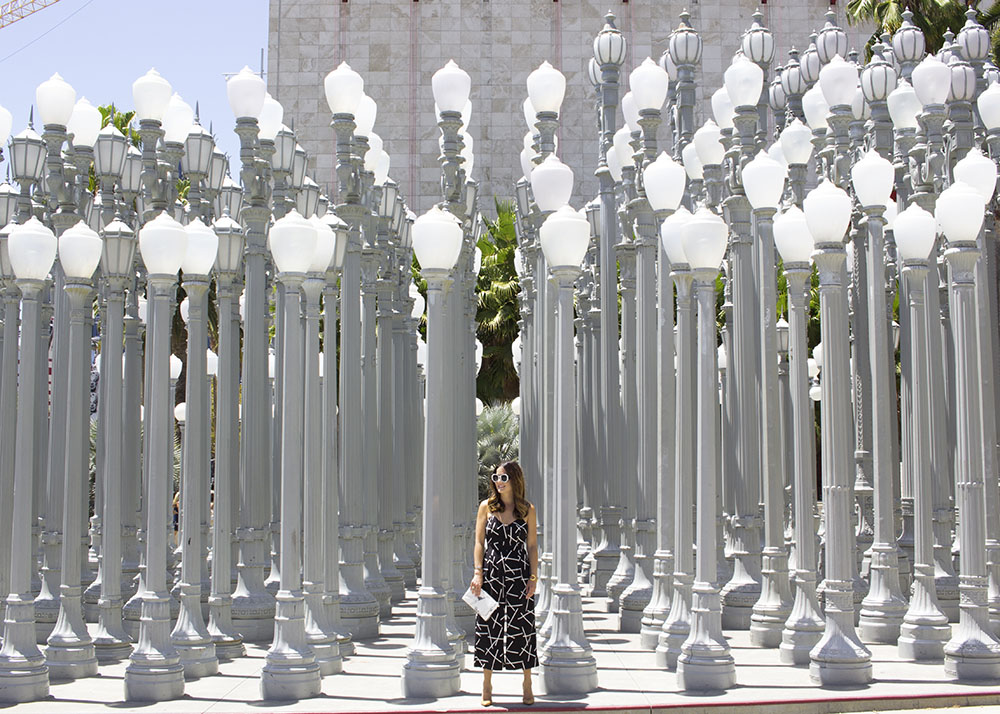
[474, 515, 539, 671]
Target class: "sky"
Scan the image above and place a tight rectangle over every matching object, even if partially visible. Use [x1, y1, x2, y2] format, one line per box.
[0, 0, 269, 178]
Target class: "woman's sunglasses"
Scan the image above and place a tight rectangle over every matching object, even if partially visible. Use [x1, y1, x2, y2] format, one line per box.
[491, 473, 509, 483]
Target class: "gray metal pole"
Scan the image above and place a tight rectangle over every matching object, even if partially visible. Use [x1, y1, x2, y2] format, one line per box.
[0, 276, 19, 620]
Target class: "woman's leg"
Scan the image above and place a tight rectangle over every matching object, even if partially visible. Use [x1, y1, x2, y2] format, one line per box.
[522, 668, 534, 704]
[482, 669, 493, 705]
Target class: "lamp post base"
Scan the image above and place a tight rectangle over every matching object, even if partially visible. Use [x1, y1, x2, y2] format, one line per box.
[123, 659, 185, 702]
[538, 654, 598, 695]
[45, 642, 98, 681]
[898, 620, 949, 661]
[676, 649, 736, 692]
[260, 660, 322, 701]
[400, 657, 461, 699]
[260, 594, 322, 701]
[0, 598, 50, 702]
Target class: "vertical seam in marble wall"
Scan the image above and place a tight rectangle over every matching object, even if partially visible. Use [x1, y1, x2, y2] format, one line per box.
[624, 0, 633, 75]
[274, 0, 282, 99]
[409, 0, 419, 204]
[552, 0, 561, 155]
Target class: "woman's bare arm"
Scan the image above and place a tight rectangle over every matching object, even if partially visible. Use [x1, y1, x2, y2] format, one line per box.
[526, 504, 538, 599]
[471, 500, 488, 595]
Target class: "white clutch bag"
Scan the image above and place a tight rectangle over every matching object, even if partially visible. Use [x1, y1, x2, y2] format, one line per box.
[462, 586, 500, 621]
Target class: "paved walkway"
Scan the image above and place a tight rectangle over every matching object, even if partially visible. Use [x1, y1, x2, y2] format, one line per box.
[12, 594, 1000, 713]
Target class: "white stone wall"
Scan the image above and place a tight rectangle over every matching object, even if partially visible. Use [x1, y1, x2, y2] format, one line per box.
[268, 0, 873, 215]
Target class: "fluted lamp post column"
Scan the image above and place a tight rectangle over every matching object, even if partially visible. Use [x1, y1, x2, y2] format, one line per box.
[124, 212, 188, 702]
[892, 204, 951, 660]
[208, 210, 246, 660]
[225, 66, 276, 643]
[0, 217, 57, 703]
[803, 180, 872, 687]
[655, 206, 694, 670]
[773, 207, 825, 664]
[401, 206, 464, 698]
[537, 206, 599, 694]
[936, 181, 1000, 680]
[638, 151, 686, 648]
[850, 148, 908, 644]
[260, 210, 322, 700]
[676, 208, 735, 692]
[742, 150, 793, 647]
[171, 219, 220, 678]
[44, 221, 102, 680]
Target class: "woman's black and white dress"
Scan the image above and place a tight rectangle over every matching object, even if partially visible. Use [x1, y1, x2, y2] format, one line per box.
[474, 514, 539, 671]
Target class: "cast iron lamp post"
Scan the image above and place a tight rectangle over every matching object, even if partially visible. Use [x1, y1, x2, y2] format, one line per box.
[537, 206, 599, 694]
[261, 210, 322, 700]
[401, 206, 464, 698]
[124, 212, 188, 702]
[0, 217, 57, 702]
[676, 208, 735, 692]
[892, 204, 950, 660]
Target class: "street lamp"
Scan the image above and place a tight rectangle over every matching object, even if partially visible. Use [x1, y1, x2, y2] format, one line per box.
[44, 220, 102, 680]
[0, 216, 57, 702]
[892, 204, 950, 660]
[537, 205, 598, 694]
[260, 210, 321, 700]
[402, 206, 463, 698]
[802, 180, 872, 686]
[676, 208, 734, 692]
[936, 181, 1000, 680]
[124, 211, 188, 702]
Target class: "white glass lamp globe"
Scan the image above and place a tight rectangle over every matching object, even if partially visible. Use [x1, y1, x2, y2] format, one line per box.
[607, 143, 624, 182]
[851, 150, 895, 208]
[978, 81, 1000, 130]
[432, 60, 472, 114]
[893, 204, 937, 262]
[742, 152, 787, 210]
[206, 349, 219, 377]
[773, 206, 814, 265]
[530, 155, 574, 212]
[58, 220, 102, 280]
[711, 87, 736, 130]
[818, 55, 859, 107]
[809, 384, 822, 402]
[861, 56, 897, 103]
[67, 98, 102, 149]
[803, 181, 852, 245]
[94, 123, 128, 179]
[629, 57, 669, 111]
[887, 79, 922, 129]
[226, 66, 267, 120]
[717, 344, 728, 371]
[364, 132, 383, 171]
[769, 75, 787, 113]
[373, 150, 391, 185]
[659, 206, 692, 266]
[693, 121, 725, 166]
[324, 62, 365, 116]
[174, 402, 187, 424]
[308, 215, 337, 274]
[681, 207, 729, 271]
[133, 68, 173, 122]
[661, 50, 678, 82]
[36, 72, 76, 127]
[183, 123, 214, 176]
[780, 118, 814, 164]
[511, 396, 521, 416]
[613, 125, 634, 168]
[802, 85, 831, 130]
[540, 205, 590, 270]
[954, 147, 998, 202]
[724, 55, 765, 109]
[354, 94, 378, 138]
[527, 61, 566, 114]
[140, 212, 187, 276]
[213, 211, 244, 275]
[681, 143, 703, 180]
[807, 357, 819, 380]
[622, 91, 640, 132]
[884, 198, 898, 230]
[519, 147, 535, 181]
[936, 181, 986, 245]
[182, 219, 219, 276]
[911, 54, 951, 106]
[162, 94, 195, 144]
[321, 211, 349, 270]
[852, 87, 871, 121]
[413, 206, 463, 271]
[949, 56, 977, 103]
[179, 297, 190, 324]
[595, 16, 627, 66]
[258, 93, 284, 141]
[642, 151, 686, 212]
[813, 342, 824, 369]
[410, 291, 425, 320]
[8, 218, 58, 281]
[767, 142, 788, 169]
[270, 210, 318, 275]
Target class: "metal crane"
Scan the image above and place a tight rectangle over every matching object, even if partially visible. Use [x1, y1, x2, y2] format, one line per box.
[0, 0, 63, 29]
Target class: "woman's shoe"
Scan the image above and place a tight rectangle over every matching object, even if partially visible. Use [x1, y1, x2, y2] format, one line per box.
[481, 684, 492, 707]
[522, 682, 535, 706]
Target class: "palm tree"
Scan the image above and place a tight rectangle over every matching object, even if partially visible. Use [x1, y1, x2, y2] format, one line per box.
[847, 0, 1000, 63]
[476, 403, 520, 500]
[476, 199, 521, 404]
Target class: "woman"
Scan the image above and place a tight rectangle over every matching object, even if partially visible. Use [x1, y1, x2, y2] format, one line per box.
[470, 460, 538, 707]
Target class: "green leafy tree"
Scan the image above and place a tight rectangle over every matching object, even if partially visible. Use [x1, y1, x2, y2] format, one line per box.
[476, 199, 522, 404]
[476, 403, 520, 500]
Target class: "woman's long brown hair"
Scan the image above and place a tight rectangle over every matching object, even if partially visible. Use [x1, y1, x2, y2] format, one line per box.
[487, 460, 530, 520]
